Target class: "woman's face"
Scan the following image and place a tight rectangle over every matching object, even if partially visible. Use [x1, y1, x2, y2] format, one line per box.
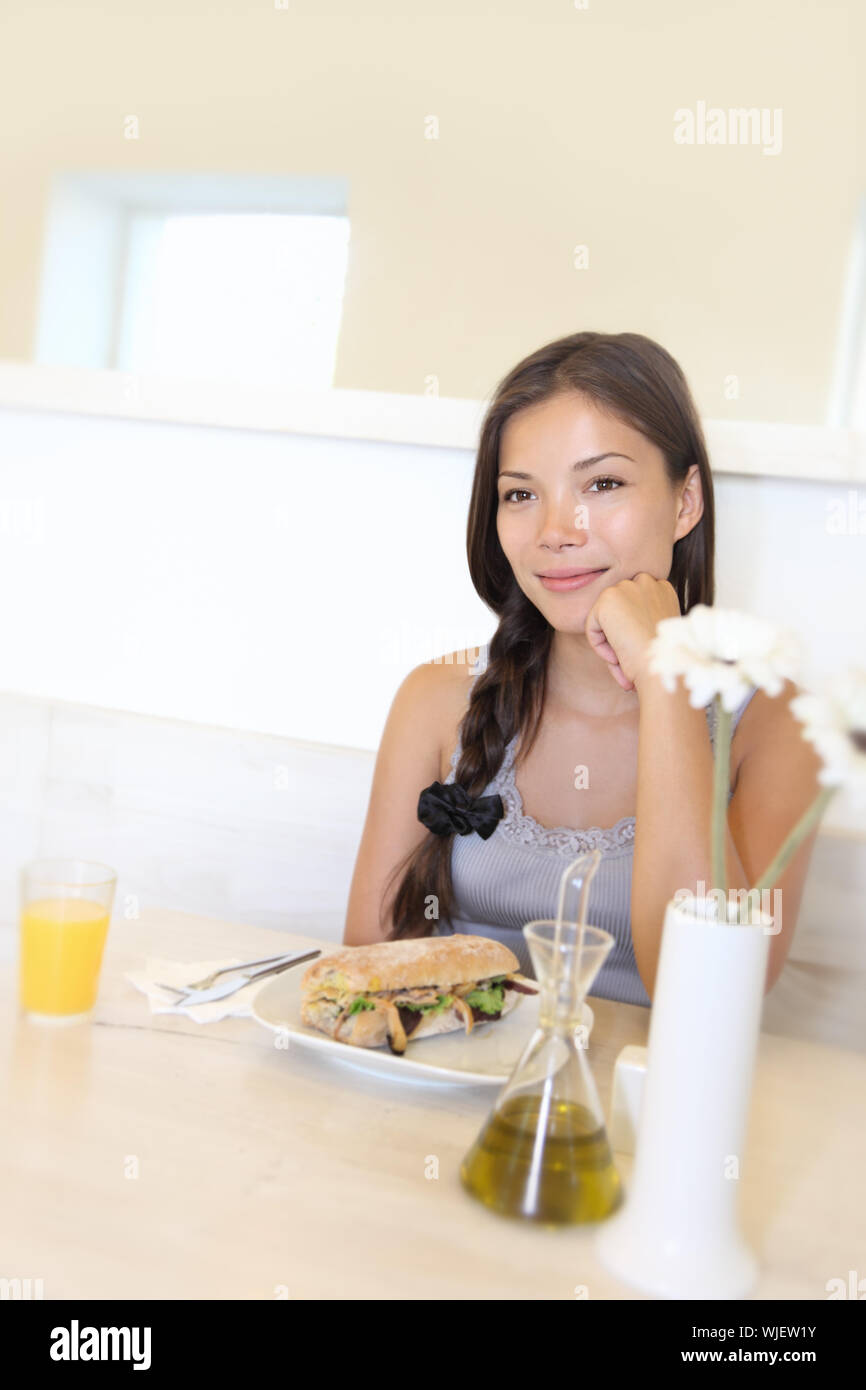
[496, 391, 702, 630]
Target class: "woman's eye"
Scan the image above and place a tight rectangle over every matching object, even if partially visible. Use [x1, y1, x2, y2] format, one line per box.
[501, 488, 533, 503]
[502, 478, 622, 503]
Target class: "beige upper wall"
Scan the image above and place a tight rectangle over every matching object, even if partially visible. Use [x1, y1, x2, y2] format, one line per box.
[0, 0, 862, 426]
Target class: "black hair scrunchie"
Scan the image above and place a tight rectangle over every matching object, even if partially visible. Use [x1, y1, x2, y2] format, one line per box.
[417, 781, 504, 841]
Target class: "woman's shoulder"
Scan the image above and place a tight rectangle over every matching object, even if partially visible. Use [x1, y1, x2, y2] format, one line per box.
[731, 678, 802, 741]
[728, 678, 812, 782]
[424, 646, 488, 701]
[423, 646, 488, 778]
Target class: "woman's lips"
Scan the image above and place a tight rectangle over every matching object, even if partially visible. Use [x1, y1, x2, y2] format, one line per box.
[537, 569, 608, 592]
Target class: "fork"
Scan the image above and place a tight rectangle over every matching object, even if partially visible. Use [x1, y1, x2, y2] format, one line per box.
[176, 951, 304, 993]
[155, 949, 320, 1001]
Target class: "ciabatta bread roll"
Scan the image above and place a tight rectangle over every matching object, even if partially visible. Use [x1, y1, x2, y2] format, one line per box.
[300, 935, 538, 1054]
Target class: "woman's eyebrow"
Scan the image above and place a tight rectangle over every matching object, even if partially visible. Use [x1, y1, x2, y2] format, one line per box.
[498, 452, 635, 480]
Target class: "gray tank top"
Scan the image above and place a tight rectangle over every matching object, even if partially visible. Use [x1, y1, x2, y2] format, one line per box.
[432, 643, 757, 1008]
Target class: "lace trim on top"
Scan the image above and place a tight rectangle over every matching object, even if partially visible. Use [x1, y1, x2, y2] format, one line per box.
[447, 734, 635, 853]
[446, 696, 744, 855]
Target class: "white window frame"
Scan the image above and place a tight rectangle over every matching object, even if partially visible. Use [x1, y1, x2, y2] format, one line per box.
[34, 171, 350, 375]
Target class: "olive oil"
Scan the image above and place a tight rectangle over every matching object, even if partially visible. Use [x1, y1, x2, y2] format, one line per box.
[459, 906, 623, 1227]
[460, 1094, 623, 1225]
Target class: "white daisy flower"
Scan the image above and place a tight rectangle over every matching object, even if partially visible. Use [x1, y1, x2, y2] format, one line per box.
[647, 604, 802, 712]
[790, 669, 866, 807]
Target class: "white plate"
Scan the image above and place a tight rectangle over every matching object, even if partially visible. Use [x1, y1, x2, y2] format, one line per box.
[252, 968, 594, 1087]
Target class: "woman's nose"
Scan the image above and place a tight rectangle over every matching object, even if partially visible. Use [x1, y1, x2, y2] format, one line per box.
[536, 495, 590, 547]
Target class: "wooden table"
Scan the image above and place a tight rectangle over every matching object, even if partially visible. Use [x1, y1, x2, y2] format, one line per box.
[1, 907, 863, 1300]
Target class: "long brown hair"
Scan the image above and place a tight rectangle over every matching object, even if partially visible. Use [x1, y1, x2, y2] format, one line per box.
[384, 330, 716, 940]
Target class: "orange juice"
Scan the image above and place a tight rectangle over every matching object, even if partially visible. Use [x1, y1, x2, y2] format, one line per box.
[19, 896, 111, 1015]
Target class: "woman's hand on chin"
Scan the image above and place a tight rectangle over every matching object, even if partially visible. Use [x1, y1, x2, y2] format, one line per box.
[584, 572, 681, 692]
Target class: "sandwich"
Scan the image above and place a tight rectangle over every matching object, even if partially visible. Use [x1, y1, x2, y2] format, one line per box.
[300, 935, 539, 1055]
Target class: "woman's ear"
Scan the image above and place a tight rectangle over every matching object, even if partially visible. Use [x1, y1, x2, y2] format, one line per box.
[673, 464, 704, 542]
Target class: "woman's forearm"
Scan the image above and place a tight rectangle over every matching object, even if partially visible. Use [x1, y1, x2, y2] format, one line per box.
[630, 668, 750, 997]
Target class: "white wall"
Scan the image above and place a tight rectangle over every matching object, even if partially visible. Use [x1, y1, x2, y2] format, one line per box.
[0, 689, 374, 942]
[0, 404, 492, 750]
[0, 403, 864, 809]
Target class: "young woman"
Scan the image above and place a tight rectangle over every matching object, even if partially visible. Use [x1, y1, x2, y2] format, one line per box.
[343, 331, 822, 1006]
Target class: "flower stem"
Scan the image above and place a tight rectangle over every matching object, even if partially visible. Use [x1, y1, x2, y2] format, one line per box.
[711, 697, 732, 903]
[750, 785, 836, 894]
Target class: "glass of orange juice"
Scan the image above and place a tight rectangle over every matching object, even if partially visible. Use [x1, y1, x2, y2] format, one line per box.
[19, 858, 117, 1024]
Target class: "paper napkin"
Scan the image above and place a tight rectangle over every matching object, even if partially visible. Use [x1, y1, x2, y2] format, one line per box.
[125, 956, 281, 1025]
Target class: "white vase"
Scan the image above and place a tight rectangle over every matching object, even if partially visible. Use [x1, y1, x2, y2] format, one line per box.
[594, 891, 772, 1300]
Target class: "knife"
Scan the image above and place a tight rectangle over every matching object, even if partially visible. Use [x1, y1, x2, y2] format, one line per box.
[162, 950, 320, 1006]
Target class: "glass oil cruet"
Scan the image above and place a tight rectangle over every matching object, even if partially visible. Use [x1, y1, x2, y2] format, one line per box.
[460, 850, 624, 1226]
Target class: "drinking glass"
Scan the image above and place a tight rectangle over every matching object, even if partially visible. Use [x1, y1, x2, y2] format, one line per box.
[19, 858, 117, 1024]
